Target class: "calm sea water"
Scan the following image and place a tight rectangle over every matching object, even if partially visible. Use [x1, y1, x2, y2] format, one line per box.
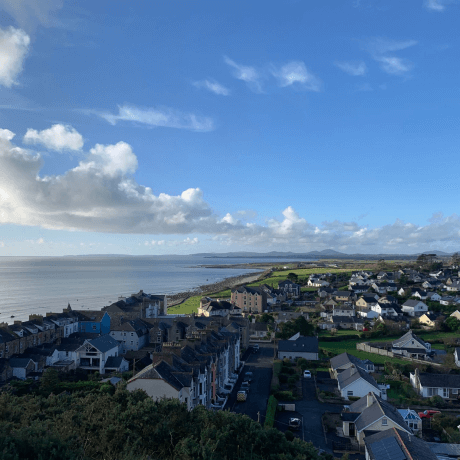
[0, 255, 312, 323]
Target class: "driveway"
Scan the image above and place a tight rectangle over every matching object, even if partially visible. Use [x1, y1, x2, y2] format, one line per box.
[227, 342, 274, 423]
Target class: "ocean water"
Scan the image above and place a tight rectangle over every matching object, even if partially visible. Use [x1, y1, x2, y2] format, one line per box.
[0, 255, 310, 323]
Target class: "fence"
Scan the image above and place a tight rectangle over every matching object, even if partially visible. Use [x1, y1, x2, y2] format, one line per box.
[356, 342, 441, 366]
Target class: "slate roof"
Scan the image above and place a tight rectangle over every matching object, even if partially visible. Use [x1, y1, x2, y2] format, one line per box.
[351, 394, 411, 433]
[201, 299, 232, 312]
[105, 356, 125, 369]
[392, 330, 428, 349]
[8, 357, 33, 368]
[330, 352, 373, 371]
[0, 328, 17, 344]
[402, 299, 426, 308]
[232, 285, 264, 295]
[417, 372, 460, 388]
[337, 366, 379, 392]
[428, 442, 460, 457]
[87, 334, 119, 353]
[278, 335, 318, 354]
[365, 428, 437, 460]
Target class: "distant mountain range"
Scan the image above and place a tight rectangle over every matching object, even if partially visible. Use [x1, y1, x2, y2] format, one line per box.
[193, 249, 455, 259]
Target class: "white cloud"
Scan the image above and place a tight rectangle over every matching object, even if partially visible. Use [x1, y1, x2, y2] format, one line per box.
[0, 26, 30, 88]
[0, 129, 15, 141]
[365, 37, 418, 55]
[224, 56, 262, 92]
[0, 0, 63, 32]
[375, 56, 413, 75]
[193, 79, 230, 96]
[0, 241, 4, 247]
[272, 61, 322, 91]
[23, 124, 84, 151]
[335, 61, 367, 76]
[1, 127, 460, 252]
[98, 104, 214, 132]
[424, 0, 446, 11]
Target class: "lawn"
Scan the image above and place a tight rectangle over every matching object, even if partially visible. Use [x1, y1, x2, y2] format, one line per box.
[167, 296, 201, 314]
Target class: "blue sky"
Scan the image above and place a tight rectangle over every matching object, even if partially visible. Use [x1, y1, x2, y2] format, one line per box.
[0, 0, 459, 256]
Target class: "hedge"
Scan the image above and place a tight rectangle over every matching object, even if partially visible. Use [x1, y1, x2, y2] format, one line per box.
[264, 395, 278, 428]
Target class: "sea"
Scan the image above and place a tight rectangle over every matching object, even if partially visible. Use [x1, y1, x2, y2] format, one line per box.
[0, 255, 314, 323]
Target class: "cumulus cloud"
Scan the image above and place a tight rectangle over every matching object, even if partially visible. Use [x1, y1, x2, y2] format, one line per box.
[272, 61, 322, 91]
[0, 0, 63, 32]
[0, 26, 30, 87]
[335, 61, 367, 76]
[1, 127, 460, 253]
[23, 124, 84, 151]
[193, 79, 230, 96]
[424, 0, 447, 11]
[98, 104, 214, 132]
[224, 56, 262, 92]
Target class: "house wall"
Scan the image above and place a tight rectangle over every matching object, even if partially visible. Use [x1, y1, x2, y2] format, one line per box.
[127, 378, 180, 400]
[357, 418, 408, 445]
[340, 378, 381, 400]
[277, 351, 318, 361]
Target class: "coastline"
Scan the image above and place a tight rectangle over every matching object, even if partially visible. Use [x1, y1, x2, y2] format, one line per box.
[167, 269, 269, 308]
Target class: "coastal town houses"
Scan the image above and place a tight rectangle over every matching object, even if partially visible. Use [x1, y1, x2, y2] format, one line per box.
[231, 286, 267, 314]
[410, 368, 460, 399]
[391, 330, 431, 359]
[197, 297, 233, 317]
[127, 326, 240, 410]
[278, 280, 301, 297]
[109, 318, 150, 353]
[341, 393, 411, 446]
[364, 428, 437, 460]
[401, 299, 429, 317]
[277, 333, 318, 361]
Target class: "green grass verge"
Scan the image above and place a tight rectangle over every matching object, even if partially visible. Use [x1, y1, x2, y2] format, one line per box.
[264, 395, 278, 428]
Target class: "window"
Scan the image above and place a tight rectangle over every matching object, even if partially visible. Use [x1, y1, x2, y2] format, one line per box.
[347, 391, 353, 396]
[130, 341, 134, 345]
[92, 325, 97, 331]
[453, 389, 458, 394]
[382, 418, 388, 426]
[443, 388, 449, 398]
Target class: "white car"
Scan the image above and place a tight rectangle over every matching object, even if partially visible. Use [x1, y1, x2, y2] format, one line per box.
[303, 370, 312, 378]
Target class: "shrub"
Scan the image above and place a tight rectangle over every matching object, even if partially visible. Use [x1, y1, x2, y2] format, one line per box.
[274, 391, 295, 401]
[264, 395, 278, 428]
[288, 375, 300, 386]
[279, 373, 289, 384]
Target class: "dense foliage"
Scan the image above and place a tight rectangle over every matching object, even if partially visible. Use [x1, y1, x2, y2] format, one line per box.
[276, 317, 315, 339]
[0, 385, 321, 460]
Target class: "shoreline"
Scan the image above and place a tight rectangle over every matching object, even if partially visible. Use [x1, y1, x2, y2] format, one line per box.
[167, 269, 270, 308]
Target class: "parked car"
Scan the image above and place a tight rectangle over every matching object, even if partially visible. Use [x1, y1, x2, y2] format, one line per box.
[241, 382, 250, 392]
[237, 390, 247, 402]
[303, 370, 312, 378]
[244, 372, 253, 382]
[252, 344, 259, 353]
[288, 418, 301, 430]
[418, 410, 441, 419]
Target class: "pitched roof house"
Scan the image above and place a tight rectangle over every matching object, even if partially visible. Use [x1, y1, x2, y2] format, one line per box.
[330, 352, 374, 378]
[410, 368, 460, 399]
[392, 330, 431, 359]
[337, 366, 383, 400]
[277, 333, 318, 361]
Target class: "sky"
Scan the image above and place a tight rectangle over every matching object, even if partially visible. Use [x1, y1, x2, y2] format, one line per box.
[0, 0, 459, 256]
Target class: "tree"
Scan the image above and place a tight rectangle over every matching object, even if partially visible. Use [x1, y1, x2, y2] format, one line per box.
[445, 316, 460, 332]
[40, 368, 60, 395]
[287, 272, 299, 283]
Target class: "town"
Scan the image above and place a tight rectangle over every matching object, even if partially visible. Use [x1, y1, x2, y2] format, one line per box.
[1, 253, 460, 459]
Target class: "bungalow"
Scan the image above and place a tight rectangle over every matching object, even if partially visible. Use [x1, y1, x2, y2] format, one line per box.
[277, 333, 318, 361]
[392, 330, 431, 359]
[426, 292, 442, 302]
[341, 393, 410, 445]
[337, 366, 383, 400]
[440, 296, 455, 306]
[401, 299, 428, 317]
[249, 322, 269, 339]
[356, 295, 380, 309]
[330, 316, 365, 331]
[446, 281, 460, 292]
[364, 428, 436, 460]
[330, 352, 374, 379]
[410, 368, 460, 399]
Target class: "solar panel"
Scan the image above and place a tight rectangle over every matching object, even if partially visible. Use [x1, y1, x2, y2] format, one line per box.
[371, 437, 406, 460]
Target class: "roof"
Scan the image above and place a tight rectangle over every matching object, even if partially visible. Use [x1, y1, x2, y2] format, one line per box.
[330, 352, 373, 371]
[397, 409, 421, 421]
[337, 366, 379, 392]
[8, 357, 33, 368]
[87, 334, 119, 353]
[105, 356, 125, 369]
[428, 442, 460, 457]
[365, 428, 437, 460]
[392, 330, 428, 349]
[417, 372, 460, 388]
[352, 394, 411, 433]
[402, 299, 425, 308]
[278, 335, 318, 354]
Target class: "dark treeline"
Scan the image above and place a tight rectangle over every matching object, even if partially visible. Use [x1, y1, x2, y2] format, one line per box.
[0, 383, 323, 460]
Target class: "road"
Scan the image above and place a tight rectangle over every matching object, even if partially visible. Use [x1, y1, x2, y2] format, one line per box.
[227, 342, 274, 423]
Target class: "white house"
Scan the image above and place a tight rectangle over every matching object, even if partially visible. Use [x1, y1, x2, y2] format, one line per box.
[411, 368, 460, 399]
[401, 299, 428, 317]
[277, 333, 318, 361]
[392, 330, 431, 359]
[76, 335, 121, 374]
[337, 365, 383, 400]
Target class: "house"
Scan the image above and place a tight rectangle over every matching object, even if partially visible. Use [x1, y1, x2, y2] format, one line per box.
[77, 310, 111, 335]
[357, 309, 379, 320]
[446, 281, 460, 292]
[337, 366, 384, 400]
[330, 352, 374, 379]
[364, 428, 436, 460]
[278, 280, 301, 297]
[249, 322, 269, 339]
[76, 334, 121, 374]
[334, 291, 355, 302]
[341, 393, 410, 445]
[440, 296, 455, 306]
[356, 295, 380, 309]
[426, 291, 441, 302]
[392, 330, 431, 359]
[372, 283, 390, 295]
[330, 316, 365, 331]
[231, 286, 267, 314]
[410, 368, 460, 399]
[397, 409, 422, 433]
[413, 290, 428, 300]
[277, 333, 318, 361]
[418, 312, 443, 328]
[109, 319, 150, 353]
[198, 298, 233, 317]
[450, 310, 460, 320]
[332, 305, 355, 317]
[401, 299, 428, 317]
[8, 357, 36, 380]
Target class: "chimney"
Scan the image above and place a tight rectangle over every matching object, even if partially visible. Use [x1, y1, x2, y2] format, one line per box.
[367, 392, 374, 408]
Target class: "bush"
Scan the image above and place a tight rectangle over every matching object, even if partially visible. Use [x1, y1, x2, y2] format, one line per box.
[274, 391, 296, 401]
[285, 430, 294, 441]
[264, 395, 278, 428]
[279, 373, 289, 384]
[288, 375, 300, 386]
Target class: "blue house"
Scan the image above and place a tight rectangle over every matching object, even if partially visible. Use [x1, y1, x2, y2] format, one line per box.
[77, 311, 111, 335]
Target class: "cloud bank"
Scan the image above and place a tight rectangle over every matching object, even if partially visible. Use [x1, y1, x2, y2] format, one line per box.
[0, 26, 30, 87]
[0, 127, 459, 253]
